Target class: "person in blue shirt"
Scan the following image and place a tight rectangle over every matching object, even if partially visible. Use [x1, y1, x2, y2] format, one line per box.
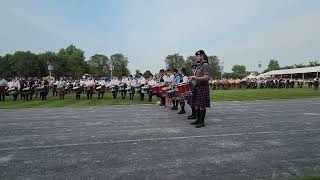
[172, 69, 181, 110]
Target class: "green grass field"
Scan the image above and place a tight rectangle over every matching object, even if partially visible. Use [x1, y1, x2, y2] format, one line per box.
[212, 87, 320, 101]
[0, 87, 319, 109]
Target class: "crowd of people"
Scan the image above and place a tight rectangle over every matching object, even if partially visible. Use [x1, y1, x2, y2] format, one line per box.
[209, 77, 319, 90]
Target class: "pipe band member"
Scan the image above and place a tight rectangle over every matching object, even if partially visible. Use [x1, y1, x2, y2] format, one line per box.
[189, 50, 211, 128]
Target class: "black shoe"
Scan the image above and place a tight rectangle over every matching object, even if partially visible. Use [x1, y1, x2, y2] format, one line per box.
[159, 103, 165, 106]
[190, 119, 200, 125]
[195, 110, 206, 128]
[178, 109, 186, 114]
[195, 123, 205, 128]
[172, 106, 178, 110]
[190, 109, 200, 125]
[188, 115, 196, 119]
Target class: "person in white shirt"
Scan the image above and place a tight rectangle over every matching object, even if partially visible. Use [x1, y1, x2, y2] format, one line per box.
[95, 78, 106, 99]
[177, 68, 188, 114]
[169, 69, 175, 82]
[129, 75, 136, 100]
[58, 78, 67, 99]
[147, 75, 157, 102]
[139, 73, 147, 101]
[121, 75, 129, 99]
[314, 77, 319, 90]
[53, 80, 59, 97]
[110, 76, 120, 99]
[7, 78, 19, 101]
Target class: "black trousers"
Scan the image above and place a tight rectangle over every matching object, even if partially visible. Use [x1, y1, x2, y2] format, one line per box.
[98, 92, 104, 99]
[112, 92, 118, 99]
[0, 94, 5, 101]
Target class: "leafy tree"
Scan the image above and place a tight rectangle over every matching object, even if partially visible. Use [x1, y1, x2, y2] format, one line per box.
[207, 56, 221, 79]
[109, 53, 130, 77]
[232, 64, 247, 74]
[308, 60, 320, 67]
[135, 70, 141, 77]
[87, 54, 110, 77]
[164, 53, 185, 69]
[263, 59, 280, 73]
[57, 45, 86, 78]
[143, 70, 153, 78]
[184, 56, 196, 76]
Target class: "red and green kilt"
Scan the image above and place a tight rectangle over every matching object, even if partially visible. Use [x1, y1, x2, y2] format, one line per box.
[193, 83, 210, 108]
[0, 86, 6, 95]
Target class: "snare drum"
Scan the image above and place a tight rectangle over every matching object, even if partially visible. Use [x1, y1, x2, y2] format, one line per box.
[126, 86, 132, 93]
[179, 84, 192, 95]
[135, 86, 141, 92]
[141, 86, 149, 94]
[118, 85, 125, 91]
[109, 85, 117, 92]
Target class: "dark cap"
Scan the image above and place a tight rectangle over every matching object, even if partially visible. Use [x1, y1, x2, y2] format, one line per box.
[179, 67, 187, 75]
[195, 50, 205, 56]
[191, 64, 197, 69]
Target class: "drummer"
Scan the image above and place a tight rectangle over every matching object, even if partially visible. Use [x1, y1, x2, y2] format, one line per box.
[139, 73, 147, 101]
[147, 74, 157, 102]
[73, 80, 81, 100]
[129, 75, 136, 100]
[121, 74, 129, 99]
[97, 78, 106, 99]
[157, 69, 166, 106]
[110, 76, 120, 99]
[177, 68, 189, 114]
[166, 69, 176, 108]
[172, 69, 181, 110]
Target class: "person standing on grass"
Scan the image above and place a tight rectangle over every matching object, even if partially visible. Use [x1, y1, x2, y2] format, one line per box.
[314, 77, 319, 90]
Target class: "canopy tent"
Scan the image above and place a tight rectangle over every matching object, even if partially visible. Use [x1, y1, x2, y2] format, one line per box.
[259, 66, 320, 79]
[243, 73, 257, 80]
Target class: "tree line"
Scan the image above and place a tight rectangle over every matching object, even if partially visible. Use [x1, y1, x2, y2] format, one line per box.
[164, 53, 222, 79]
[0, 45, 223, 79]
[0, 45, 131, 79]
[263, 59, 320, 73]
[1, 45, 318, 79]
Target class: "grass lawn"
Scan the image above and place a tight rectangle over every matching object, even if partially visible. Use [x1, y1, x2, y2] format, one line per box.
[0, 87, 319, 109]
[212, 87, 320, 101]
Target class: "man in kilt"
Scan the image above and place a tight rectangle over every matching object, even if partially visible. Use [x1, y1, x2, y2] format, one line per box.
[189, 50, 211, 128]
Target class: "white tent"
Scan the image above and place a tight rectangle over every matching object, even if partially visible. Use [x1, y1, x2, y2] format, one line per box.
[259, 66, 320, 78]
[244, 73, 257, 79]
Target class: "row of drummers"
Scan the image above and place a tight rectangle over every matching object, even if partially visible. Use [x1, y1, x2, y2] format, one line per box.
[0, 78, 50, 101]
[69, 72, 192, 101]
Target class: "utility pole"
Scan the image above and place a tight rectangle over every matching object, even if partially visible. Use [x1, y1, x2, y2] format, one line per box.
[220, 61, 224, 79]
[47, 61, 53, 79]
[258, 60, 262, 73]
[110, 61, 114, 78]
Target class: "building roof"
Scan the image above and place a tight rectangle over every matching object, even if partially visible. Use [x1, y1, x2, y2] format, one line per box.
[259, 66, 320, 77]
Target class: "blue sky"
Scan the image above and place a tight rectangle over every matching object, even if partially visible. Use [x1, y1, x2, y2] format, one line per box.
[1, 0, 320, 74]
